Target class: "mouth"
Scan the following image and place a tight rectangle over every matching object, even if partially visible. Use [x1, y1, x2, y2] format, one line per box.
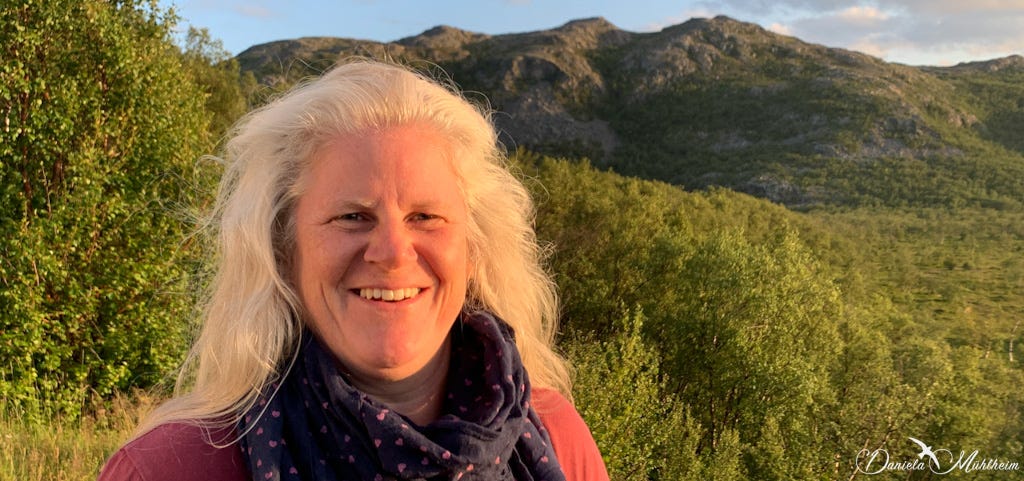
[356, 287, 422, 302]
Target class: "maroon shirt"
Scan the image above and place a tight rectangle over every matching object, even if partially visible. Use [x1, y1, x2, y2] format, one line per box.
[98, 389, 609, 481]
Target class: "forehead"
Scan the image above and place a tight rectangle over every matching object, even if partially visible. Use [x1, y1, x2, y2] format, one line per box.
[302, 124, 466, 205]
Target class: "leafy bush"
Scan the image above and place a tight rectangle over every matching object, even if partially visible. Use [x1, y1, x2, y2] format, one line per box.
[0, 0, 219, 420]
[568, 308, 705, 480]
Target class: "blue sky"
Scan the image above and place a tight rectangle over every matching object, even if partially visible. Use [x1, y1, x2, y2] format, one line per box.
[159, 0, 1024, 66]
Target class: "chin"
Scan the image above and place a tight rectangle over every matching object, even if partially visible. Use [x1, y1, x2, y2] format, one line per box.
[355, 336, 442, 377]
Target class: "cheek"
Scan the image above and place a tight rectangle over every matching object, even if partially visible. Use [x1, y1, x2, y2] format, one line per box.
[429, 233, 472, 284]
[293, 234, 358, 296]
[433, 248, 472, 317]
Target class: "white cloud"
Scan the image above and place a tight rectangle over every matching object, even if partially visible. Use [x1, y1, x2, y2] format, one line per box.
[846, 37, 893, 58]
[892, 0, 1024, 14]
[713, 0, 1024, 15]
[893, 10, 1024, 62]
[835, 5, 889, 22]
[905, 9, 1023, 44]
[787, 8, 897, 46]
[767, 22, 793, 35]
[714, 0, 1024, 64]
[707, 0, 856, 16]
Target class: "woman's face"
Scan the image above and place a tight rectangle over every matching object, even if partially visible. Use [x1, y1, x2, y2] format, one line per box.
[290, 124, 472, 383]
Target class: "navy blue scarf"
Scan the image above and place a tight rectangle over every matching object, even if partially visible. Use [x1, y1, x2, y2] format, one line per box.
[239, 311, 566, 481]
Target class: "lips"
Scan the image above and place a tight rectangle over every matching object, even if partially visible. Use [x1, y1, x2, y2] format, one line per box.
[358, 287, 421, 302]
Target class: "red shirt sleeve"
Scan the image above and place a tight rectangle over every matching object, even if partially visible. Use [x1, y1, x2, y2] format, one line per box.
[533, 388, 610, 481]
[97, 423, 247, 481]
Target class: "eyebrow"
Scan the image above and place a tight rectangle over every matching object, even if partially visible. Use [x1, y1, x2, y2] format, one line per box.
[407, 199, 451, 210]
[336, 199, 377, 210]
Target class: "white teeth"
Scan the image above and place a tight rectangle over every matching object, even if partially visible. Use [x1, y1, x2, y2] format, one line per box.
[359, 287, 420, 302]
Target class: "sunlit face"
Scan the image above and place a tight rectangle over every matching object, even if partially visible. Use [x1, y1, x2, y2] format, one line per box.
[290, 124, 472, 383]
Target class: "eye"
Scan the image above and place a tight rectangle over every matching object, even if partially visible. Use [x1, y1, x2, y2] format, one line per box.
[329, 212, 373, 230]
[409, 213, 438, 222]
[408, 212, 445, 229]
[335, 213, 369, 222]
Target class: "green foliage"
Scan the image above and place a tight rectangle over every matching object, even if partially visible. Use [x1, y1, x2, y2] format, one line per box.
[595, 68, 1024, 210]
[179, 26, 252, 138]
[667, 230, 841, 477]
[933, 66, 1024, 154]
[525, 155, 1024, 479]
[521, 153, 820, 337]
[522, 154, 697, 337]
[525, 156, 834, 477]
[0, 0, 219, 420]
[567, 308, 703, 480]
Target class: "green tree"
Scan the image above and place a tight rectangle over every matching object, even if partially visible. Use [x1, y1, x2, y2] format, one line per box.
[523, 154, 700, 337]
[825, 301, 922, 479]
[665, 230, 842, 478]
[0, 0, 214, 420]
[568, 308, 704, 480]
[525, 155, 847, 477]
[180, 26, 254, 138]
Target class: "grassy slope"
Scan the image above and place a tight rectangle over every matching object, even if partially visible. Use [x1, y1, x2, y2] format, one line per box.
[1, 393, 155, 481]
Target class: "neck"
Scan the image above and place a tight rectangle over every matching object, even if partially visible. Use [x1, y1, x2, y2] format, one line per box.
[344, 337, 451, 426]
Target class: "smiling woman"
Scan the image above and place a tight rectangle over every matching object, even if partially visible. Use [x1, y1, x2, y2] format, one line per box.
[96, 59, 608, 481]
[290, 124, 473, 421]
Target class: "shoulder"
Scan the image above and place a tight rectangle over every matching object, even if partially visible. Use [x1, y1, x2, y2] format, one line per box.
[533, 388, 610, 481]
[98, 423, 248, 481]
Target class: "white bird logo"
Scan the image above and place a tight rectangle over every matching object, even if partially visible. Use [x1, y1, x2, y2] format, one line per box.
[909, 437, 940, 468]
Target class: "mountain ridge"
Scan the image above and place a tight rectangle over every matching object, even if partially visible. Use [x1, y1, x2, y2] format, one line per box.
[236, 16, 1024, 209]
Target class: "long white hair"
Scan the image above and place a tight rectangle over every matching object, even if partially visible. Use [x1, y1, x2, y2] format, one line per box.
[137, 59, 569, 435]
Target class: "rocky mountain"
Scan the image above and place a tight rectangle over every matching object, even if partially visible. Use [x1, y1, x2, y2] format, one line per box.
[236, 16, 1024, 209]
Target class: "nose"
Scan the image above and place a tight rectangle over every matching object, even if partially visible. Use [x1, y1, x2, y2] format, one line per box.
[363, 218, 416, 269]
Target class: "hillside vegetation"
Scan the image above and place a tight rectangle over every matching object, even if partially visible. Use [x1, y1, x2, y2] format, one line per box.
[237, 15, 1024, 210]
[3, 4, 1023, 480]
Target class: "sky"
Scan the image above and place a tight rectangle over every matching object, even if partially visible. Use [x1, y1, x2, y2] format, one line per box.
[158, 0, 1024, 67]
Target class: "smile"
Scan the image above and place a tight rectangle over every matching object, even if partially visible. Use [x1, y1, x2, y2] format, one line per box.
[358, 287, 421, 302]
